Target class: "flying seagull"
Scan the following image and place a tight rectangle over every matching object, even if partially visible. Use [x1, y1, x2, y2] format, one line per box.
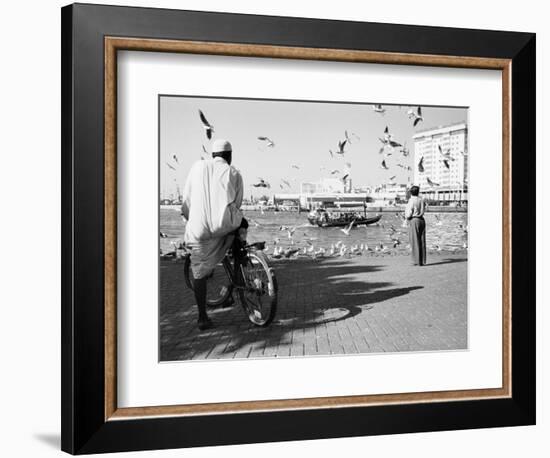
[426, 177, 440, 187]
[388, 139, 402, 148]
[380, 159, 389, 170]
[442, 159, 450, 170]
[280, 224, 309, 240]
[345, 130, 360, 142]
[400, 142, 410, 157]
[335, 139, 347, 155]
[291, 164, 300, 169]
[344, 130, 352, 144]
[251, 178, 271, 188]
[258, 136, 275, 147]
[383, 126, 391, 140]
[408, 106, 424, 126]
[281, 179, 291, 188]
[438, 144, 455, 160]
[418, 157, 425, 173]
[340, 219, 356, 236]
[198, 109, 214, 139]
[166, 162, 176, 171]
[172, 154, 179, 163]
[379, 134, 402, 149]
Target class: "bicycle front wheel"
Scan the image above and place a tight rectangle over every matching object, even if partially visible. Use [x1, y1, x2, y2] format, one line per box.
[237, 251, 278, 326]
[183, 255, 233, 307]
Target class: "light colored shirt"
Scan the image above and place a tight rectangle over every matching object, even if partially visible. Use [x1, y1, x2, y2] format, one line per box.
[405, 196, 426, 219]
[181, 157, 244, 242]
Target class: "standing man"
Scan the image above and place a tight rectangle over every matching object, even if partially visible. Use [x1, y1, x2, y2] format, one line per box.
[181, 139, 248, 330]
[405, 185, 427, 266]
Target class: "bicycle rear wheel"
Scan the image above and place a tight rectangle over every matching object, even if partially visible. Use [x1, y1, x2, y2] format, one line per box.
[237, 251, 278, 326]
[183, 255, 233, 307]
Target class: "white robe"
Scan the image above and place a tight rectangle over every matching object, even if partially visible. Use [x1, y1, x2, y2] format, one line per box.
[181, 157, 244, 279]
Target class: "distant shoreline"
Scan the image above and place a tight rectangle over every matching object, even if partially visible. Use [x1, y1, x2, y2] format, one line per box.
[160, 204, 467, 213]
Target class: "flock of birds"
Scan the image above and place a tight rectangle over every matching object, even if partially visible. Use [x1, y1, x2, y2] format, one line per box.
[161, 209, 468, 261]
[161, 104, 468, 263]
[242, 211, 469, 263]
[164, 103, 463, 193]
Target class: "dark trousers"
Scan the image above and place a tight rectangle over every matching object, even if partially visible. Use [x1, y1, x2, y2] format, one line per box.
[409, 217, 426, 266]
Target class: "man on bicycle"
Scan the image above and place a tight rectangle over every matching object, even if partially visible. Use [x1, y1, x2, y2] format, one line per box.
[181, 139, 248, 331]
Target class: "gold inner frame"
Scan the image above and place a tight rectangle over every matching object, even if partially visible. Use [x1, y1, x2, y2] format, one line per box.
[104, 37, 512, 421]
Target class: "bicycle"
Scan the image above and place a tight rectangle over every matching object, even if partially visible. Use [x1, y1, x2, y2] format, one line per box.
[183, 239, 278, 327]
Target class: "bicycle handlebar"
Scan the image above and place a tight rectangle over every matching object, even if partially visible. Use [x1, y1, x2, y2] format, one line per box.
[244, 241, 266, 251]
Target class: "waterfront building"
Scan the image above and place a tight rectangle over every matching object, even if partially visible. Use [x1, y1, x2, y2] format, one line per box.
[369, 183, 408, 205]
[412, 122, 468, 203]
[301, 177, 347, 194]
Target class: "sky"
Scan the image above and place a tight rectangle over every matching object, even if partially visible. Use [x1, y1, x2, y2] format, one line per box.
[160, 95, 467, 200]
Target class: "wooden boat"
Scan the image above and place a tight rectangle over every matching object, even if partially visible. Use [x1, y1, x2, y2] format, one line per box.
[316, 214, 382, 228]
[307, 209, 382, 228]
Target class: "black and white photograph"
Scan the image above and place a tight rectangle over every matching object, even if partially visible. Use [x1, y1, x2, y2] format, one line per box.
[0, 0, 543, 456]
[159, 96, 469, 361]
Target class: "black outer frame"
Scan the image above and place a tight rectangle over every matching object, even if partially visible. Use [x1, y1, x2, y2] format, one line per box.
[61, 3, 535, 454]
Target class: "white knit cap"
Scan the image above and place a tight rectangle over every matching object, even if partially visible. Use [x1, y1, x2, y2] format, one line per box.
[211, 139, 232, 153]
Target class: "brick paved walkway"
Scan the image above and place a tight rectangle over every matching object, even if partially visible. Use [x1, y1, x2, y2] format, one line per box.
[160, 252, 467, 361]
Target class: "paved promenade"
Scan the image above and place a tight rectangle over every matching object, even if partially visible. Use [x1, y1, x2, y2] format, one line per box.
[160, 252, 467, 361]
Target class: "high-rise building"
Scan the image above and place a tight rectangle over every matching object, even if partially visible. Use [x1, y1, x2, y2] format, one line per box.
[412, 122, 468, 202]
